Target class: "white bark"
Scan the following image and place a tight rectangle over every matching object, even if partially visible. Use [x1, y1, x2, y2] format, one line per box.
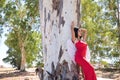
[39, 0, 80, 80]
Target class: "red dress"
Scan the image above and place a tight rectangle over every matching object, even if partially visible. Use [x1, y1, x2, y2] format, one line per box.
[75, 40, 97, 80]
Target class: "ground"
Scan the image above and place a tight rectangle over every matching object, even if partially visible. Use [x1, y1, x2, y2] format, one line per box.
[96, 69, 120, 80]
[0, 68, 120, 80]
[0, 68, 39, 80]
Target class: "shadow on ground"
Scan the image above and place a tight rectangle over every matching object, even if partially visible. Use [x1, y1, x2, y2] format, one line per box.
[96, 68, 120, 80]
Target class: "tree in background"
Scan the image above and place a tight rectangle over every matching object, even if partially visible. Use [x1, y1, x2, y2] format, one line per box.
[81, 0, 120, 68]
[3, 30, 41, 69]
[1, 0, 42, 71]
[0, 0, 6, 36]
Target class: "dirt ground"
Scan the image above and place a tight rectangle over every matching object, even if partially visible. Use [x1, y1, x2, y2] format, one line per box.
[0, 68, 39, 80]
[0, 68, 120, 80]
[96, 69, 120, 80]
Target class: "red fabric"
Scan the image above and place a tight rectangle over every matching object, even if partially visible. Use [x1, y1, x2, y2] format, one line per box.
[75, 41, 97, 80]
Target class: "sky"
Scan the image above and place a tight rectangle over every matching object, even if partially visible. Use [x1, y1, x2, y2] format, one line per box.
[0, 28, 12, 67]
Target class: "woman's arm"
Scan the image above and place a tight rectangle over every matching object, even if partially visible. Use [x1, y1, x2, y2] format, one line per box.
[71, 21, 76, 43]
[81, 28, 87, 41]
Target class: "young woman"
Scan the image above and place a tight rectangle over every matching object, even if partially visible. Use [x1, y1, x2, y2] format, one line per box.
[71, 21, 97, 80]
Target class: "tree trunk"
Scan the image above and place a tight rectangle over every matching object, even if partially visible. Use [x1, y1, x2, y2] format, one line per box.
[117, 0, 120, 44]
[18, 32, 26, 71]
[39, 0, 81, 80]
[20, 42, 26, 71]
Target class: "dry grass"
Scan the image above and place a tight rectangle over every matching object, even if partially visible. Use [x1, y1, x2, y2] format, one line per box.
[0, 68, 39, 80]
[96, 69, 120, 80]
[0, 68, 120, 80]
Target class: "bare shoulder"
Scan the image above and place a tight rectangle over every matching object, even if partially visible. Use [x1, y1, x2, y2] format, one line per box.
[73, 38, 79, 44]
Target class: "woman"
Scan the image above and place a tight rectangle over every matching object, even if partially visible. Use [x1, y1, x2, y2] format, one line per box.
[71, 21, 97, 80]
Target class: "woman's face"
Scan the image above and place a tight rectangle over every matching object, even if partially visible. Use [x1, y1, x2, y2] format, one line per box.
[78, 28, 82, 37]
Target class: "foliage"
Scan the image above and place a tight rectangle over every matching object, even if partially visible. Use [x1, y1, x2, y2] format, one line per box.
[0, 0, 6, 36]
[81, 0, 120, 68]
[3, 48, 21, 69]
[100, 60, 109, 68]
[1, 0, 42, 69]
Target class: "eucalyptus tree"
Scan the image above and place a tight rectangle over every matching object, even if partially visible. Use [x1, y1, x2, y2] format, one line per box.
[81, 0, 120, 68]
[39, 0, 82, 79]
[2, 0, 41, 71]
[0, 0, 6, 36]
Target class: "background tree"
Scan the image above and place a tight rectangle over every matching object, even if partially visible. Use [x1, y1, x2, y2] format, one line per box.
[1, 0, 42, 71]
[81, 0, 120, 68]
[3, 30, 41, 69]
[0, 0, 6, 36]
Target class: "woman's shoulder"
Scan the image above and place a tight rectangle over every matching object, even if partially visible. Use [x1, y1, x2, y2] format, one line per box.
[73, 38, 80, 44]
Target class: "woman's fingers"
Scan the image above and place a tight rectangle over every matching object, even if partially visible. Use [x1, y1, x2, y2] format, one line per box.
[71, 21, 74, 27]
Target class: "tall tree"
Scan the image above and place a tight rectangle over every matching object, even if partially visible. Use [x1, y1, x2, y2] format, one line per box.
[0, 0, 6, 36]
[2, 0, 40, 71]
[3, 30, 41, 69]
[39, 0, 81, 80]
[80, 0, 120, 69]
[116, 0, 120, 44]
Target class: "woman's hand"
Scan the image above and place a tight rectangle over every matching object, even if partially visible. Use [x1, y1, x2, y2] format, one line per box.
[80, 28, 87, 42]
[71, 21, 74, 28]
[81, 28, 87, 33]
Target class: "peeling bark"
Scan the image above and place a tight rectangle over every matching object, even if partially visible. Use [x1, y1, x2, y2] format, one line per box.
[58, 46, 63, 61]
[44, 8, 47, 33]
[39, 0, 81, 80]
[45, 61, 80, 80]
[48, 12, 51, 21]
[76, 0, 80, 27]
[36, 67, 44, 80]
[52, 0, 63, 16]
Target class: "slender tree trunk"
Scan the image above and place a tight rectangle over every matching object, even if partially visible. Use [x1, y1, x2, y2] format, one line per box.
[20, 42, 26, 71]
[17, 32, 26, 71]
[39, 0, 81, 80]
[117, 0, 120, 44]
